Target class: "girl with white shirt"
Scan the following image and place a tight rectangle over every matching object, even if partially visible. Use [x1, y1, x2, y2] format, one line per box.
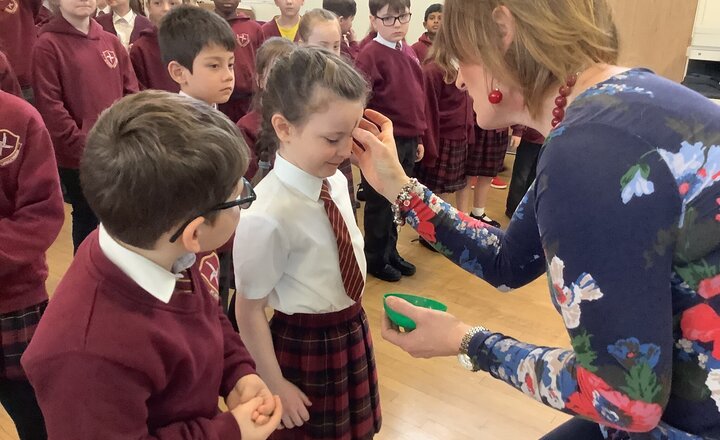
[233, 47, 381, 440]
[95, 0, 152, 50]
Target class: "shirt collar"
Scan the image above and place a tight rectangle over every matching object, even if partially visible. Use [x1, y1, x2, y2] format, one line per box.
[374, 33, 400, 50]
[113, 8, 135, 23]
[98, 224, 196, 303]
[98, 5, 111, 14]
[178, 91, 218, 109]
[273, 153, 323, 201]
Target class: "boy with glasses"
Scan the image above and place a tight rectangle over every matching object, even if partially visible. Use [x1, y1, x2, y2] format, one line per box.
[355, 0, 426, 282]
[22, 91, 282, 439]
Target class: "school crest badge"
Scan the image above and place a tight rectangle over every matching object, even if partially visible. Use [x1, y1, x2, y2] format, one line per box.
[199, 253, 220, 300]
[1, 0, 18, 14]
[102, 50, 118, 68]
[236, 33, 250, 48]
[0, 129, 21, 167]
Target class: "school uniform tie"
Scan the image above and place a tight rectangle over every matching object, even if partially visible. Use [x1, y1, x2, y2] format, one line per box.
[395, 42, 402, 51]
[320, 180, 364, 302]
[174, 270, 193, 295]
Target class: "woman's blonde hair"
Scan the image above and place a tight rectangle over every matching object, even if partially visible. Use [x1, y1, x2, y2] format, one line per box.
[433, 0, 619, 117]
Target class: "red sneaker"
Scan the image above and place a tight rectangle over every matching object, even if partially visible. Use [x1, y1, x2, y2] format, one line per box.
[491, 177, 508, 189]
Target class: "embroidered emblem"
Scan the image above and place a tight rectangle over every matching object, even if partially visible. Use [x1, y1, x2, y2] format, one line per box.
[102, 50, 118, 68]
[236, 33, 250, 48]
[199, 253, 220, 300]
[0, 129, 21, 167]
[2, 0, 18, 14]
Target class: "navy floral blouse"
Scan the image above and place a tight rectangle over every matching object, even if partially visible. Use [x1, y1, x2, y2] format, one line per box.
[400, 69, 720, 438]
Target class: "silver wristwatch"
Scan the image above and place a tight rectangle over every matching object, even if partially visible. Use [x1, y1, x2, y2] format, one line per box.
[457, 326, 489, 371]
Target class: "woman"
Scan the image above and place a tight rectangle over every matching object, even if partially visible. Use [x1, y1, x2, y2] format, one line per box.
[350, 0, 720, 438]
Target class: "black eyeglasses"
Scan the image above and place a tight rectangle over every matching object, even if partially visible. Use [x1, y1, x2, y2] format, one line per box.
[374, 12, 412, 26]
[169, 177, 257, 243]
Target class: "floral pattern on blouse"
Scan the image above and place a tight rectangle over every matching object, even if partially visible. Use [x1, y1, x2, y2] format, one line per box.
[401, 69, 720, 438]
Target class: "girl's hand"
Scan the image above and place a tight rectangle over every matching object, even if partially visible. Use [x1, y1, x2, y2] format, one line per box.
[381, 296, 472, 359]
[352, 109, 411, 202]
[270, 378, 312, 430]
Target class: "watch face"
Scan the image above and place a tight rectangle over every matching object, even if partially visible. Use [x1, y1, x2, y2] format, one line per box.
[458, 354, 474, 371]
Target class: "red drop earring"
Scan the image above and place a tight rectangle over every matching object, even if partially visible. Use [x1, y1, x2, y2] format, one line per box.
[488, 80, 503, 104]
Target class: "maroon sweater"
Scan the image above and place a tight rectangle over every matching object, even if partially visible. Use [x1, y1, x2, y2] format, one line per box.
[22, 231, 256, 439]
[218, 13, 264, 122]
[421, 61, 473, 168]
[356, 40, 426, 138]
[340, 36, 359, 62]
[0, 91, 64, 314]
[357, 31, 376, 51]
[411, 32, 432, 64]
[0, 50, 21, 96]
[95, 11, 154, 47]
[129, 26, 179, 92]
[32, 16, 138, 169]
[260, 17, 299, 42]
[0, 0, 41, 87]
[237, 109, 261, 179]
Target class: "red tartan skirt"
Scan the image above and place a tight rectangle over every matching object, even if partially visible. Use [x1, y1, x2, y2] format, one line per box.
[466, 127, 509, 177]
[1, 300, 47, 380]
[269, 302, 381, 440]
[416, 138, 469, 194]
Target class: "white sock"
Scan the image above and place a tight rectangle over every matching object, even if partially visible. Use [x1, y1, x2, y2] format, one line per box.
[471, 207, 485, 217]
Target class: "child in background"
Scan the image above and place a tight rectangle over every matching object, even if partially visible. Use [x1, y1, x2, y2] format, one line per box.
[95, 0, 153, 50]
[261, 0, 303, 42]
[128, 0, 183, 92]
[505, 126, 545, 217]
[411, 3, 441, 63]
[22, 91, 282, 439]
[0, 89, 64, 440]
[213, 0, 264, 122]
[322, 0, 357, 61]
[0, 51, 21, 96]
[0, 0, 41, 101]
[355, 0, 425, 282]
[237, 37, 295, 183]
[234, 48, 381, 440]
[455, 125, 509, 228]
[94, 0, 110, 16]
[297, 8, 357, 212]
[159, 5, 236, 107]
[32, 0, 138, 252]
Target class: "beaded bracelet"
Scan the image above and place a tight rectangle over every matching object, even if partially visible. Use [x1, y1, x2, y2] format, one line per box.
[391, 177, 419, 227]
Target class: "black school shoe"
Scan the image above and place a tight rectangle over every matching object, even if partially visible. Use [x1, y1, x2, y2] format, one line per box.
[389, 255, 416, 276]
[470, 213, 502, 228]
[368, 264, 402, 282]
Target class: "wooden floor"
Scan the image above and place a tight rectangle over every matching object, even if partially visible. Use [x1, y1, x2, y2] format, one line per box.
[0, 156, 572, 439]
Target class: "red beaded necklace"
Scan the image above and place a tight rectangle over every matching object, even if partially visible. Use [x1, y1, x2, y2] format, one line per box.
[551, 74, 578, 128]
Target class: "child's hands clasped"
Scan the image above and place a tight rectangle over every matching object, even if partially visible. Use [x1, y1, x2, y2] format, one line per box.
[272, 378, 312, 430]
[232, 396, 283, 440]
[226, 374, 276, 424]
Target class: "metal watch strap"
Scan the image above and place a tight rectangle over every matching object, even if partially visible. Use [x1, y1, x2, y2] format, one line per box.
[459, 326, 489, 356]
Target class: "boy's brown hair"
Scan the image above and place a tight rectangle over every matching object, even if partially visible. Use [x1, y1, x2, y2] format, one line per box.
[81, 91, 249, 249]
[369, 0, 410, 16]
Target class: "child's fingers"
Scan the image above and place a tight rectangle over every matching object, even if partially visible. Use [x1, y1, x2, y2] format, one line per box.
[254, 414, 270, 425]
[300, 391, 312, 407]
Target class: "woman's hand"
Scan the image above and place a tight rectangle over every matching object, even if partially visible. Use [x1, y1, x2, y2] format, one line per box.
[381, 296, 472, 359]
[352, 109, 412, 202]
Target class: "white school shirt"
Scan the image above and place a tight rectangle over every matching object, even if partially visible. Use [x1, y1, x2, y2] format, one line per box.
[374, 33, 401, 50]
[113, 9, 136, 49]
[98, 224, 196, 303]
[233, 154, 366, 314]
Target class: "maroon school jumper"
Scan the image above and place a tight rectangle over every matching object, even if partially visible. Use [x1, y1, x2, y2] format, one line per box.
[340, 35, 359, 62]
[22, 232, 257, 438]
[236, 109, 261, 179]
[260, 17, 300, 41]
[0, 0, 41, 88]
[355, 40, 426, 138]
[0, 90, 64, 315]
[34, 4, 52, 28]
[411, 32, 432, 63]
[32, 16, 138, 169]
[218, 13, 263, 122]
[95, 11, 154, 47]
[129, 27, 179, 92]
[0, 50, 21, 96]
[357, 31, 376, 51]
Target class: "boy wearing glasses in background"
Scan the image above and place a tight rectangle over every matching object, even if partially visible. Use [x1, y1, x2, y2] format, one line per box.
[21, 91, 283, 439]
[355, 0, 426, 282]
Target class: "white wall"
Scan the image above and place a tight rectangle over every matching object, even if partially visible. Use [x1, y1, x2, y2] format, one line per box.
[244, 0, 442, 45]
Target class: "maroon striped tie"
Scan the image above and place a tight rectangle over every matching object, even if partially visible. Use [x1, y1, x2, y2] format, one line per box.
[320, 180, 364, 302]
[174, 270, 193, 295]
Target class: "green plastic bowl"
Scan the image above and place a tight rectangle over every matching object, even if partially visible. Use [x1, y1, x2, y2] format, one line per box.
[383, 293, 448, 331]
